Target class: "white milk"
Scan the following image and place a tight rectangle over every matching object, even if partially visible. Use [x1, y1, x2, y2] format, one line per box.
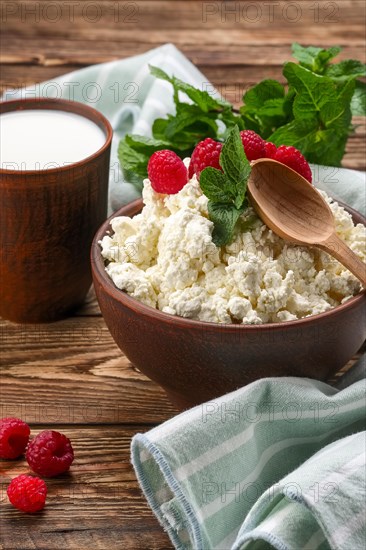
[0, 109, 107, 170]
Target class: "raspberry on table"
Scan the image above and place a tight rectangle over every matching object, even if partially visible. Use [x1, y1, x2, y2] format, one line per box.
[188, 138, 223, 180]
[274, 145, 312, 183]
[240, 130, 266, 161]
[7, 474, 47, 513]
[264, 141, 277, 159]
[0, 417, 30, 459]
[26, 430, 74, 477]
[147, 150, 188, 194]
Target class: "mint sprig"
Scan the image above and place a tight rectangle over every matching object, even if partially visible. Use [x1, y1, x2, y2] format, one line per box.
[118, 44, 366, 187]
[200, 126, 250, 246]
[149, 65, 232, 112]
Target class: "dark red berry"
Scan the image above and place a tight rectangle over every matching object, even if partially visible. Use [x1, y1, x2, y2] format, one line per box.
[26, 430, 74, 477]
[147, 150, 188, 194]
[0, 417, 30, 459]
[240, 130, 266, 161]
[7, 474, 47, 513]
[274, 145, 312, 183]
[264, 141, 277, 159]
[189, 138, 223, 180]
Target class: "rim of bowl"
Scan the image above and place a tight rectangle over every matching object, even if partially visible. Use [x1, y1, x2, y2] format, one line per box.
[0, 98, 113, 176]
[91, 198, 366, 332]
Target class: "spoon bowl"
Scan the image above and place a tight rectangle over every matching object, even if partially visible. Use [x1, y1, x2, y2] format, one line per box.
[247, 159, 366, 286]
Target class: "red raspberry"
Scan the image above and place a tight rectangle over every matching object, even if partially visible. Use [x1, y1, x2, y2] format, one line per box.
[274, 145, 312, 183]
[7, 474, 47, 513]
[264, 141, 277, 159]
[26, 430, 74, 477]
[240, 130, 266, 161]
[0, 417, 30, 459]
[188, 138, 223, 180]
[147, 150, 188, 194]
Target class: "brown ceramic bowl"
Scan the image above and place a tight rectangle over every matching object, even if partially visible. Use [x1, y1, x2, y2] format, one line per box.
[91, 199, 366, 409]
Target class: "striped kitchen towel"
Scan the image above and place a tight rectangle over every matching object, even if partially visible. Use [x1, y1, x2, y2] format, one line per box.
[3, 44, 366, 217]
[131, 377, 366, 550]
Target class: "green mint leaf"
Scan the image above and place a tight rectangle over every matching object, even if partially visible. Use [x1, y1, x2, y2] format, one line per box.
[199, 167, 234, 203]
[208, 202, 244, 247]
[257, 98, 288, 137]
[321, 78, 355, 129]
[165, 104, 218, 139]
[325, 59, 366, 81]
[118, 138, 150, 178]
[200, 127, 251, 245]
[234, 192, 245, 211]
[125, 134, 171, 154]
[152, 118, 170, 140]
[283, 62, 337, 120]
[149, 66, 180, 104]
[124, 132, 191, 159]
[243, 79, 285, 107]
[270, 119, 346, 166]
[291, 43, 341, 73]
[240, 80, 287, 138]
[280, 62, 355, 166]
[269, 118, 318, 150]
[313, 132, 348, 166]
[240, 103, 286, 139]
[152, 118, 203, 152]
[256, 97, 286, 117]
[148, 65, 172, 82]
[217, 110, 245, 132]
[149, 65, 231, 112]
[351, 81, 366, 116]
[219, 125, 251, 187]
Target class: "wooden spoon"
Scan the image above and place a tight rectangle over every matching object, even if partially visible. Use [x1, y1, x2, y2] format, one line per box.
[247, 158, 366, 287]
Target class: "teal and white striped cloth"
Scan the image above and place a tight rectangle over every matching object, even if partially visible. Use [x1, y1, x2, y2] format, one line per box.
[131, 377, 365, 550]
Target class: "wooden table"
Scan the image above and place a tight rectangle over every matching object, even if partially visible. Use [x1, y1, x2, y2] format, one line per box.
[1, 2, 365, 548]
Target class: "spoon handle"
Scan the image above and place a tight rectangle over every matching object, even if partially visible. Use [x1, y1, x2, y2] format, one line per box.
[319, 233, 366, 287]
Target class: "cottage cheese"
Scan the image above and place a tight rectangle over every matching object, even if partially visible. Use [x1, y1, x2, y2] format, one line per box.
[100, 164, 365, 324]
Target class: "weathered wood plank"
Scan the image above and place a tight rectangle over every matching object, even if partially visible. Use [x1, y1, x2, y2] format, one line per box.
[2, 25, 366, 47]
[0, 426, 173, 549]
[2, 0, 366, 33]
[0, 63, 289, 85]
[2, 41, 365, 67]
[0, 529, 172, 550]
[0, 317, 178, 424]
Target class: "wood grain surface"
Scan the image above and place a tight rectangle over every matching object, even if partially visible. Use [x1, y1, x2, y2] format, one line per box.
[1, 1, 365, 548]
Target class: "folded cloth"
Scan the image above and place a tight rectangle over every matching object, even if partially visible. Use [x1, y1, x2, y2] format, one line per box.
[3, 44, 365, 216]
[131, 377, 366, 550]
[232, 430, 366, 550]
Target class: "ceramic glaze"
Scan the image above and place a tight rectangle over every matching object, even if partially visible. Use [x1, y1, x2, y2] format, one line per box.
[0, 109, 106, 170]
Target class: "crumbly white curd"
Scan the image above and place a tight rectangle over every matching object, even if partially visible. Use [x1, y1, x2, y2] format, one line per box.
[100, 163, 365, 324]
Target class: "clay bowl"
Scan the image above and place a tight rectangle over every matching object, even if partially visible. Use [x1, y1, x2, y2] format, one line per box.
[91, 199, 366, 410]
